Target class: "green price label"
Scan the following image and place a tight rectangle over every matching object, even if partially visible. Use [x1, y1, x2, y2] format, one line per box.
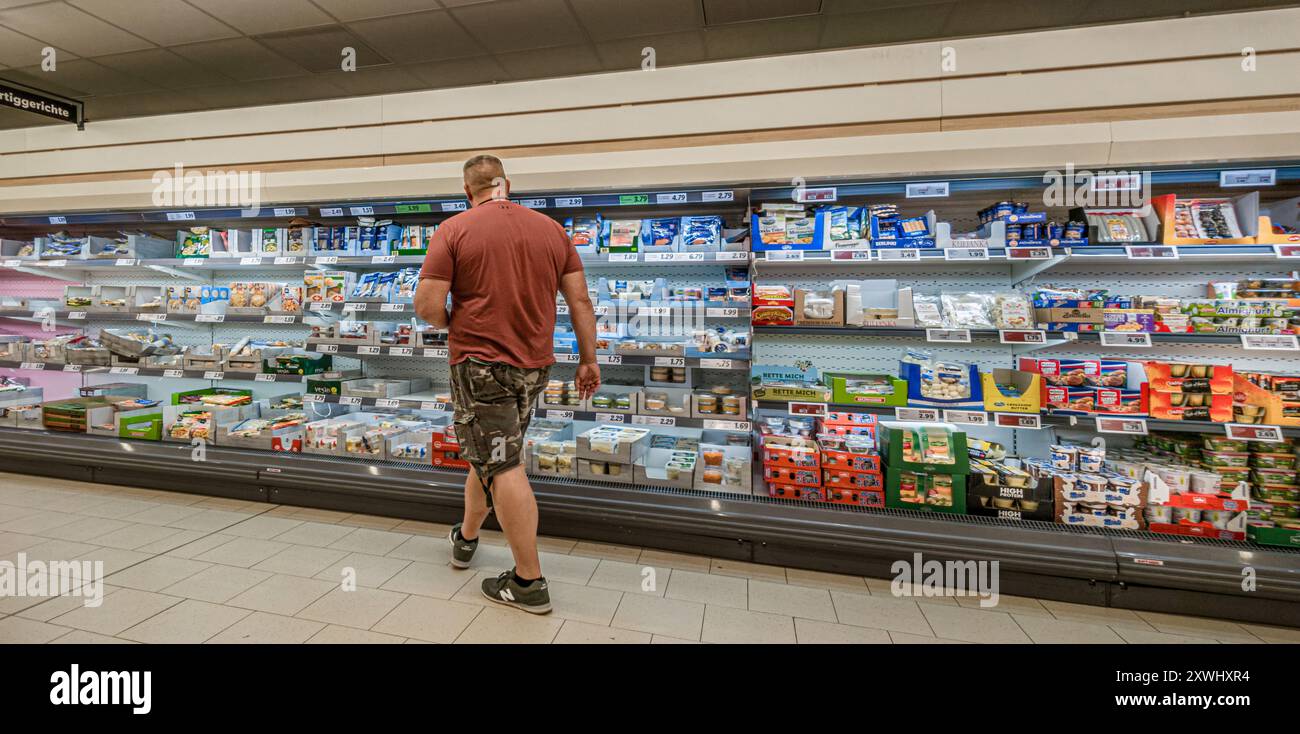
[395, 204, 433, 214]
[619, 194, 650, 206]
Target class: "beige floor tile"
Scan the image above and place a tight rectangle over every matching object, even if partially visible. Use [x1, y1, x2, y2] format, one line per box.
[889, 631, 971, 644]
[610, 594, 704, 640]
[0, 510, 83, 535]
[380, 561, 477, 599]
[387, 535, 449, 563]
[272, 521, 355, 548]
[587, 559, 671, 597]
[297, 587, 407, 629]
[227, 574, 336, 616]
[921, 604, 1031, 644]
[749, 579, 837, 622]
[830, 591, 934, 636]
[1239, 623, 1300, 644]
[9, 538, 102, 563]
[0, 616, 71, 643]
[106, 555, 211, 592]
[1040, 600, 1155, 630]
[87, 523, 188, 551]
[542, 580, 624, 626]
[224, 516, 304, 540]
[554, 619, 651, 644]
[337, 514, 404, 531]
[119, 599, 250, 644]
[1135, 611, 1260, 643]
[206, 611, 325, 643]
[795, 618, 892, 644]
[570, 541, 642, 563]
[664, 569, 747, 609]
[957, 593, 1051, 617]
[372, 595, 483, 643]
[306, 624, 406, 644]
[328, 528, 412, 556]
[1115, 627, 1221, 644]
[454, 606, 562, 644]
[447, 571, 498, 607]
[261, 505, 301, 518]
[34, 493, 122, 514]
[167, 509, 254, 533]
[0, 504, 42, 524]
[120, 504, 207, 527]
[161, 564, 272, 603]
[11, 581, 108, 620]
[287, 507, 352, 524]
[392, 519, 453, 537]
[1012, 613, 1126, 644]
[709, 558, 787, 583]
[78, 499, 160, 520]
[535, 535, 578, 554]
[41, 517, 133, 543]
[637, 548, 713, 573]
[863, 576, 960, 605]
[785, 567, 870, 592]
[702, 605, 796, 644]
[195, 537, 291, 568]
[164, 532, 237, 559]
[135, 529, 206, 555]
[194, 497, 264, 512]
[51, 588, 183, 636]
[49, 629, 137, 644]
[0, 532, 48, 556]
[651, 634, 701, 644]
[76, 547, 152, 577]
[535, 551, 599, 585]
[252, 545, 348, 578]
[315, 553, 411, 588]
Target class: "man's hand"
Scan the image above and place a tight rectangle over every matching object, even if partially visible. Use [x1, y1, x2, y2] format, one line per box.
[575, 362, 601, 400]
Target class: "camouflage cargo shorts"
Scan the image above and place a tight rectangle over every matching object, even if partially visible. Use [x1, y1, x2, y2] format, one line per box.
[448, 357, 550, 490]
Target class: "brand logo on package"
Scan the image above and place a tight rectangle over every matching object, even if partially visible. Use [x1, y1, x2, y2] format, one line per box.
[0, 80, 83, 128]
[890, 552, 999, 608]
[49, 665, 151, 715]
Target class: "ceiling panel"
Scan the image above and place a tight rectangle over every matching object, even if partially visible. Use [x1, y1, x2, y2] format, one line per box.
[310, 0, 446, 21]
[821, 3, 954, 48]
[256, 26, 389, 73]
[17, 58, 158, 97]
[568, 0, 703, 39]
[94, 48, 235, 90]
[939, 0, 1087, 36]
[449, 0, 586, 54]
[185, 75, 344, 109]
[68, 0, 241, 45]
[594, 30, 708, 71]
[403, 56, 508, 89]
[349, 10, 486, 63]
[170, 37, 310, 81]
[83, 88, 204, 120]
[185, 0, 334, 35]
[0, 24, 75, 68]
[494, 43, 604, 79]
[318, 65, 428, 96]
[0, 67, 89, 98]
[0, 1, 154, 56]
[703, 0, 824, 25]
[703, 15, 822, 60]
[0, 104, 62, 130]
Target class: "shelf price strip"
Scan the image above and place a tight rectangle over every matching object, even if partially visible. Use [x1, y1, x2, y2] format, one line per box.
[1099, 332, 1152, 348]
[1095, 416, 1148, 435]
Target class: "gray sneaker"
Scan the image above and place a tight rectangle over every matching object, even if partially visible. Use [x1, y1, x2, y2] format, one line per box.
[481, 569, 551, 614]
[449, 523, 477, 569]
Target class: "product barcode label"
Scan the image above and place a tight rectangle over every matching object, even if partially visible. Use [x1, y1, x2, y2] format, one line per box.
[906, 182, 950, 198]
[654, 356, 686, 367]
[203, 371, 224, 380]
[632, 415, 676, 427]
[895, 407, 940, 423]
[643, 253, 670, 262]
[1272, 245, 1300, 259]
[595, 413, 626, 424]
[357, 346, 381, 355]
[162, 369, 185, 378]
[596, 354, 623, 365]
[699, 358, 734, 369]
[705, 308, 740, 318]
[195, 314, 224, 323]
[1100, 331, 1152, 348]
[1, 259, 20, 268]
[309, 303, 332, 312]
[316, 344, 338, 353]
[371, 255, 396, 264]
[1125, 245, 1179, 260]
[424, 348, 449, 359]
[375, 398, 401, 409]
[703, 419, 751, 432]
[254, 373, 276, 382]
[389, 347, 413, 357]
[263, 315, 295, 324]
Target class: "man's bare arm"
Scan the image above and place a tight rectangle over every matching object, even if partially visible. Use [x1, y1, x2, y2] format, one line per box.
[415, 278, 451, 329]
[559, 270, 601, 398]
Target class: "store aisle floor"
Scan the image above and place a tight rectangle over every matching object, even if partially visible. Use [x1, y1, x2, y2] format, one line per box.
[0, 472, 1295, 644]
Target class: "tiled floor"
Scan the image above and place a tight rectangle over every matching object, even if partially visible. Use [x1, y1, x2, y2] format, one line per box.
[0, 471, 1296, 645]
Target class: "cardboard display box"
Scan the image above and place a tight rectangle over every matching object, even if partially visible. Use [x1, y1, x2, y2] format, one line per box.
[885, 468, 966, 514]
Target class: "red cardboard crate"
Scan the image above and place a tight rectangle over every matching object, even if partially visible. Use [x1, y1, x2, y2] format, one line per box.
[819, 448, 881, 473]
[825, 487, 885, 507]
[823, 468, 883, 489]
[767, 482, 824, 501]
[763, 465, 821, 487]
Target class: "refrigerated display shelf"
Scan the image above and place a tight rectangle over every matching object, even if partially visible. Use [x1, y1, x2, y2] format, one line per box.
[0, 426, 1294, 625]
[0, 309, 302, 324]
[752, 325, 1290, 346]
[308, 342, 749, 368]
[311, 301, 751, 318]
[0, 359, 307, 382]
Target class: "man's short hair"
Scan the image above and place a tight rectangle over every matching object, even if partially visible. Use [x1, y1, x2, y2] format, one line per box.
[463, 154, 506, 195]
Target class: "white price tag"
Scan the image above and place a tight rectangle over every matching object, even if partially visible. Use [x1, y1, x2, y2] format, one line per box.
[62, 364, 81, 373]
[195, 314, 225, 323]
[239, 257, 263, 266]
[998, 329, 1047, 344]
[110, 367, 139, 375]
[274, 257, 298, 265]
[1100, 331, 1152, 348]
[895, 407, 940, 422]
[316, 343, 338, 353]
[945, 247, 989, 261]
[1096, 416, 1148, 435]
[263, 315, 295, 324]
[1241, 334, 1300, 351]
[1225, 423, 1284, 442]
[1220, 169, 1276, 188]
[19, 362, 44, 371]
[926, 328, 971, 343]
[596, 354, 623, 365]
[273, 208, 297, 218]
[67, 311, 85, 320]
[165, 211, 196, 221]
[643, 253, 670, 262]
[557, 353, 582, 363]
[303, 393, 325, 402]
[203, 371, 224, 380]
[163, 369, 185, 378]
[546, 410, 575, 420]
[656, 192, 688, 204]
[320, 208, 345, 217]
[343, 302, 367, 312]
[1272, 244, 1300, 258]
[440, 202, 468, 212]
[644, 306, 672, 317]
[309, 302, 332, 312]
[715, 251, 748, 261]
[555, 197, 584, 208]
[371, 255, 396, 264]
[46, 259, 68, 267]
[48, 216, 67, 225]
[424, 348, 449, 359]
[1125, 245, 1179, 260]
[595, 413, 626, 423]
[994, 413, 1042, 429]
[671, 252, 705, 262]
[339, 396, 363, 406]
[943, 409, 989, 426]
[380, 303, 404, 312]
[375, 398, 401, 409]
[519, 199, 547, 209]
[702, 419, 751, 432]
[632, 415, 676, 427]
[591, 306, 608, 316]
[702, 190, 735, 202]
[705, 308, 740, 318]
[357, 346, 381, 355]
[556, 304, 570, 315]
[349, 206, 375, 216]
[1, 259, 20, 268]
[136, 313, 167, 322]
[765, 250, 805, 262]
[1090, 173, 1144, 193]
[876, 248, 921, 261]
[254, 373, 276, 382]
[114, 258, 138, 267]
[420, 401, 448, 412]
[905, 182, 950, 198]
[608, 253, 638, 262]
[315, 256, 338, 265]
[699, 358, 734, 369]
[181, 258, 205, 267]
[389, 347, 414, 357]
[654, 356, 686, 367]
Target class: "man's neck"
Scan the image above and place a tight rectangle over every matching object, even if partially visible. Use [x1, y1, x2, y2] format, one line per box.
[471, 192, 504, 208]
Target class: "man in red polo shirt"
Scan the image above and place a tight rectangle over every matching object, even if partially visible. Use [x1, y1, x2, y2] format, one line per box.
[415, 154, 599, 614]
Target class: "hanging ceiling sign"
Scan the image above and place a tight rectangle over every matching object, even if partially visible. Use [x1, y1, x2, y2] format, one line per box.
[0, 79, 84, 129]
